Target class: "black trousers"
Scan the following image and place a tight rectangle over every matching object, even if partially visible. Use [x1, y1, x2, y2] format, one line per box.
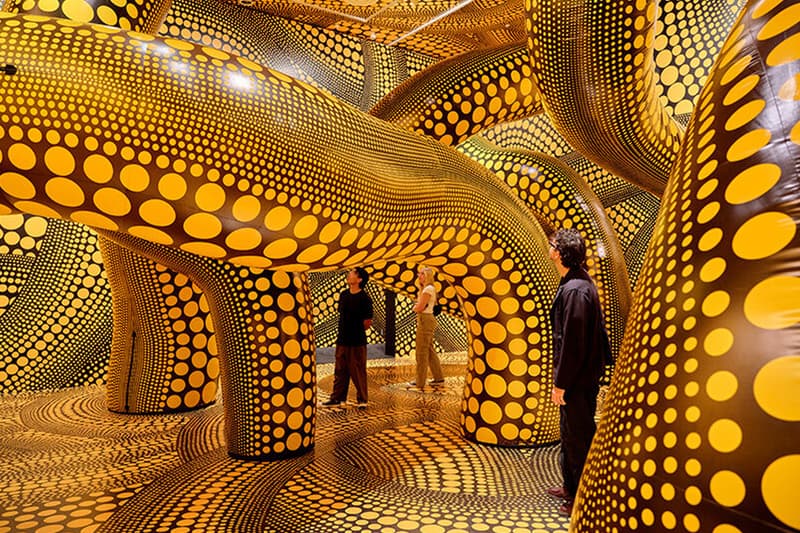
[559, 384, 598, 499]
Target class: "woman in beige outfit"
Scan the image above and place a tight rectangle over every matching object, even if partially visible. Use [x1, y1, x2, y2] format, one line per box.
[409, 266, 444, 390]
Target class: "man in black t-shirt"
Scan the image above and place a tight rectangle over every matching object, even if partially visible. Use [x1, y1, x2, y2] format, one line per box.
[322, 267, 373, 408]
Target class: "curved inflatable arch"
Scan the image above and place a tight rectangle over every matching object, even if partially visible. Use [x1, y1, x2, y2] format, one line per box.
[371, 43, 542, 146]
[480, 115, 662, 289]
[0, 14, 563, 448]
[458, 136, 632, 364]
[99, 235, 221, 415]
[574, 0, 800, 530]
[526, 0, 685, 195]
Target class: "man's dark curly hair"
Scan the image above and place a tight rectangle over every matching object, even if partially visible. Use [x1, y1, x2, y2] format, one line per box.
[354, 267, 369, 289]
[552, 228, 587, 270]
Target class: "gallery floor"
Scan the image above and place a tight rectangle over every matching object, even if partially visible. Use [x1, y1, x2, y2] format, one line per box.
[0, 354, 571, 533]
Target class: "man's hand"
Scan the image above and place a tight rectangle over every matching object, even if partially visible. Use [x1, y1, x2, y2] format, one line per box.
[363, 319, 373, 330]
[551, 387, 566, 406]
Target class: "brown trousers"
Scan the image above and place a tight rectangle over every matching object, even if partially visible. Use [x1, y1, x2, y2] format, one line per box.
[331, 344, 368, 402]
[415, 313, 443, 386]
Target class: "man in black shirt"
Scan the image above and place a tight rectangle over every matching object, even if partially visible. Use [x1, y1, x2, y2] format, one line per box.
[546, 228, 612, 516]
[323, 267, 373, 408]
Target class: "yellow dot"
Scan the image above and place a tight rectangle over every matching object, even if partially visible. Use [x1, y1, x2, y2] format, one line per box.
[486, 348, 509, 371]
[158, 173, 187, 200]
[7, 143, 37, 170]
[744, 275, 800, 329]
[482, 321, 507, 344]
[712, 525, 743, 533]
[484, 375, 507, 398]
[474, 427, 498, 444]
[120, 164, 150, 192]
[93, 187, 131, 217]
[195, 183, 226, 212]
[724, 99, 766, 131]
[231, 194, 261, 222]
[264, 238, 298, 259]
[709, 470, 746, 507]
[732, 212, 795, 259]
[726, 129, 771, 162]
[128, 225, 174, 245]
[296, 243, 329, 264]
[704, 328, 734, 357]
[180, 241, 226, 258]
[224, 228, 262, 251]
[44, 146, 75, 176]
[766, 32, 800, 67]
[292, 215, 319, 239]
[184, 213, 222, 239]
[96, 5, 118, 25]
[698, 227, 723, 251]
[708, 419, 742, 453]
[71, 211, 118, 231]
[0, 172, 36, 199]
[24, 216, 47, 237]
[475, 297, 499, 319]
[62, 0, 94, 21]
[762, 455, 800, 529]
[702, 290, 730, 317]
[706, 371, 738, 402]
[479, 400, 503, 424]
[265, 206, 292, 232]
[753, 356, 800, 421]
[725, 163, 781, 204]
[84, 154, 114, 184]
[700, 258, 727, 283]
[45, 177, 84, 207]
[139, 199, 176, 227]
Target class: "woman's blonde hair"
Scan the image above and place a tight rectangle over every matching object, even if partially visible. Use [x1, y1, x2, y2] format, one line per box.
[418, 266, 435, 287]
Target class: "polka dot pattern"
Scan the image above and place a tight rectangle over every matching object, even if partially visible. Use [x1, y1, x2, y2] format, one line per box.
[236, 0, 526, 60]
[6, 0, 171, 32]
[573, 2, 800, 531]
[104, 230, 317, 460]
[372, 44, 542, 146]
[458, 137, 632, 368]
[0, 14, 563, 447]
[480, 114, 660, 290]
[526, 0, 685, 194]
[0, 215, 111, 393]
[160, 0, 418, 111]
[98, 236, 219, 414]
[0, 364, 571, 533]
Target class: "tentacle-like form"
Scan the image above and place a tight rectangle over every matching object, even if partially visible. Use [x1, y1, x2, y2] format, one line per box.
[458, 137, 631, 364]
[526, 0, 684, 194]
[101, 231, 316, 459]
[575, 1, 800, 530]
[481, 115, 661, 289]
[0, 15, 562, 446]
[99, 236, 220, 414]
[371, 43, 542, 146]
[161, 0, 428, 110]
[0, 215, 111, 392]
[2, 0, 171, 32]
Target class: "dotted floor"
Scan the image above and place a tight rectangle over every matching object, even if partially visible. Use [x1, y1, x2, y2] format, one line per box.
[0, 355, 570, 533]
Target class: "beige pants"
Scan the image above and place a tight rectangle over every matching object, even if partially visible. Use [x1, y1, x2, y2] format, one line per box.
[415, 313, 443, 386]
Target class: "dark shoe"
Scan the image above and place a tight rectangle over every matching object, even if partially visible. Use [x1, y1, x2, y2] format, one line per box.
[357, 401, 368, 409]
[321, 399, 341, 406]
[429, 379, 445, 385]
[547, 486, 569, 499]
[558, 500, 574, 517]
